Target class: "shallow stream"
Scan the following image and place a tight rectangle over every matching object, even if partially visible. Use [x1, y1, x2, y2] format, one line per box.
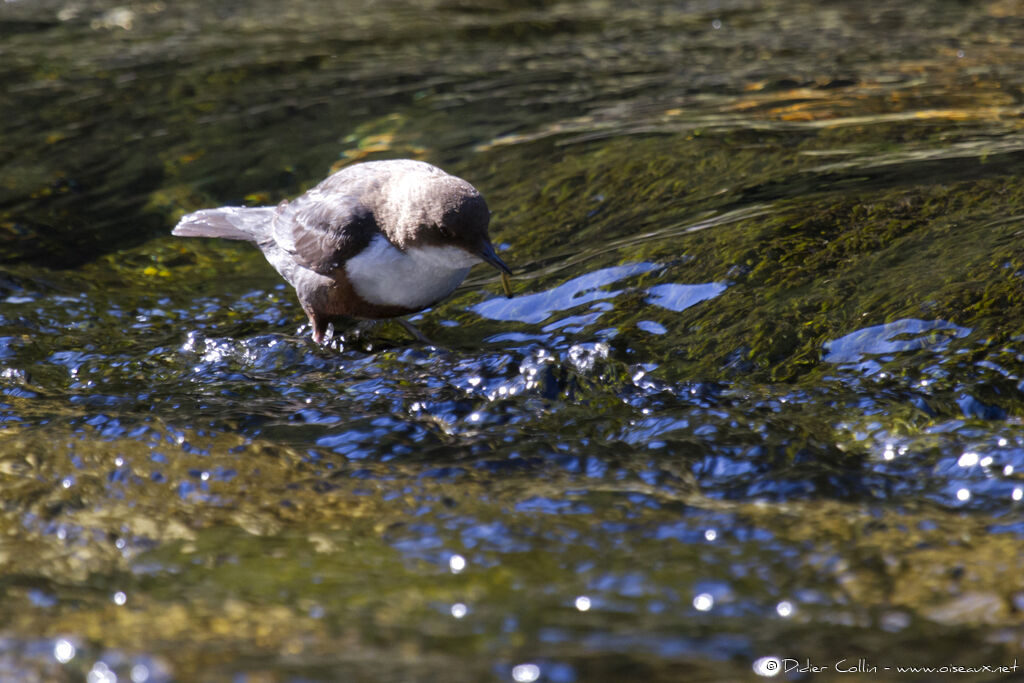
[3, 1, 1024, 681]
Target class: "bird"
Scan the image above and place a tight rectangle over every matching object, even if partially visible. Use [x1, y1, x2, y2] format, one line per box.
[172, 159, 512, 344]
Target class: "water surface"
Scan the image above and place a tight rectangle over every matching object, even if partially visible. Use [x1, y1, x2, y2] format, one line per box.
[3, 0, 1024, 681]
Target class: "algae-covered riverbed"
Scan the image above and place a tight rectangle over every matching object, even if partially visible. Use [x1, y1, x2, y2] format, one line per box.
[3, 0, 1024, 681]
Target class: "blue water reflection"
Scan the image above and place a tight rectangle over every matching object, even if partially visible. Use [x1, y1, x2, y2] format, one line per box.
[473, 263, 729, 336]
[472, 263, 659, 323]
[646, 282, 729, 312]
[823, 318, 972, 373]
[636, 320, 668, 335]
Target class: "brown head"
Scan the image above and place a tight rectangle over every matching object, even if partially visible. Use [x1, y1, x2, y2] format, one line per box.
[382, 169, 512, 276]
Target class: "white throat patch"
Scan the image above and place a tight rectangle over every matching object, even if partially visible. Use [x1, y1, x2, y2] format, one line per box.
[344, 235, 477, 309]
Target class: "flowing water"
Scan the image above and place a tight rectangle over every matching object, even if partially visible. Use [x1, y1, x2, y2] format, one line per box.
[3, 0, 1024, 681]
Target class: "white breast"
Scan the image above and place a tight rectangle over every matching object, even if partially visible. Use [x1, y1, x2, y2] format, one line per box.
[344, 235, 477, 309]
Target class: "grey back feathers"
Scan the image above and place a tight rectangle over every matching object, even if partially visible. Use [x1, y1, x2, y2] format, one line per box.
[172, 160, 489, 273]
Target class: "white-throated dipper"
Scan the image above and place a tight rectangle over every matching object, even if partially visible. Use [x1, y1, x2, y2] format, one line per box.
[172, 159, 512, 343]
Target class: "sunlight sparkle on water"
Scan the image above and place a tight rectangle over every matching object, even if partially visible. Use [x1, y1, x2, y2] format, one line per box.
[776, 600, 794, 617]
[956, 488, 971, 502]
[704, 529, 717, 541]
[512, 663, 541, 682]
[54, 639, 76, 663]
[451, 602, 468, 619]
[693, 593, 714, 611]
[113, 591, 127, 605]
[1013, 487, 1023, 501]
[575, 595, 591, 611]
[449, 554, 467, 573]
[88, 661, 117, 683]
[958, 452, 979, 468]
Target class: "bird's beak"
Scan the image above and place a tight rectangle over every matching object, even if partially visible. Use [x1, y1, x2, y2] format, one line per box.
[476, 239, 514, 298]
[476, 239, 512, 275]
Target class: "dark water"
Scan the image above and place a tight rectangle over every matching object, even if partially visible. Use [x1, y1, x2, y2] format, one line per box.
[3, 0, 1024, 681]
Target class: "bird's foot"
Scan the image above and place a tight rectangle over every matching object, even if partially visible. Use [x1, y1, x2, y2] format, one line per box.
[303, 315, 436, 348]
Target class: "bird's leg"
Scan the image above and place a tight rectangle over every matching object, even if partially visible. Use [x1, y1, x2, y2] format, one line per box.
[396, 318, 436, 346]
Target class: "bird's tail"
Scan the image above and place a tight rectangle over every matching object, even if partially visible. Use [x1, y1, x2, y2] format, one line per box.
[172, 206, 276, 242]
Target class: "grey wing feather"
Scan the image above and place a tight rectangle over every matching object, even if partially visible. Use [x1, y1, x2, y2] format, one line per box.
[273, 192, 379, 275]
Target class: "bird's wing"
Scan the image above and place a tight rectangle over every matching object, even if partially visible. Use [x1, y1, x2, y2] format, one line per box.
[271, 192, 379, 275]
